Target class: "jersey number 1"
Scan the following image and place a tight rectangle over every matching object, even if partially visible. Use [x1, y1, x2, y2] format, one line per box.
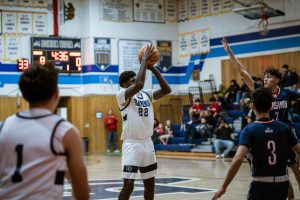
[11, 144, 23, 183]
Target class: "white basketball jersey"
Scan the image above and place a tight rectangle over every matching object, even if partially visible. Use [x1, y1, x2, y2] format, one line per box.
[0, 108, 73, 200]
[116, 89, 155, 140]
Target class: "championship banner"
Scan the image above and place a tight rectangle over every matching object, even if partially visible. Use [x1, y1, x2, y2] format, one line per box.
[34, 0, 48, 8]
[165, 0, 177, 23]
[33, 13, 47, 35]
[2, 12, 17, 34]
[211, 0, 222, 15]
[199, 0, 210, 17]
[178, 0, 188, 22]
[157, 41, 172, 71]
[199, 29, 210, 54]
[99, 0, 133, 22]
[0, 36, 4, 62]
[222, 0, 233, 12]
[18, 0, 34, 7]
[2, 0, 18, 6]
[18, 12, 33, 34]
[178, 33, 189, 57]
[189, 0, 200, 19]
[94, 38, 111, 71]
[133, 0, 164, 23]
[189, 31, 199, 55]
[5, 35, 21, 62]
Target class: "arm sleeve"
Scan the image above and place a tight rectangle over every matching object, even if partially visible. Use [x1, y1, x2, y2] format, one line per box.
[239, 127, 250, 149]
[144, 89, 155, 102]
[116, 89, 128, 108]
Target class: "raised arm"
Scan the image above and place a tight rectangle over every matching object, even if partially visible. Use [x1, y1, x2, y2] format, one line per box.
[125, 45, 154, 100]
[150, 67, 171, 100]
[63, 128, 90, 200]
[222, 38, 255, 91]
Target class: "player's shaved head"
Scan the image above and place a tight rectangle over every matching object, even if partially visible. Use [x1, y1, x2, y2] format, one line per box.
[251, 87, 272, 113]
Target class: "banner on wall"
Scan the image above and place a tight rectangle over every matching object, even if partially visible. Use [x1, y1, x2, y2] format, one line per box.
[157, 41, 172, 71]
[178, 33, 189, 57]
[118, 40, 152, 88]
[34, 0, 48, 8]
[189, 0, 200, 20]
[179, 29, 210, 57]
[99, 0, 133, 22]
[18, 12, 33, 34]
[222, 0, 233, 12]
[94, 38, 111, 71]
[33, 13, 47, 35]
[19, 0, 34, 7]
[178, 0, 188, 22]
[199, 0, 210, 17]
[211, 0, 222, 15]
[2, 0, 18, 6]
[199, 29, 210, 54]
[133, 0, 164, 23]
[165, 0, 177, 23]
[5, 35, 21, 62]
[0, 36, 4, 62]
[2, 12, 18, 34]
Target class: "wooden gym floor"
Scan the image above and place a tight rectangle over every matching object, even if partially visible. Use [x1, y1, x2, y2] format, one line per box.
[64, 153, 300, 200]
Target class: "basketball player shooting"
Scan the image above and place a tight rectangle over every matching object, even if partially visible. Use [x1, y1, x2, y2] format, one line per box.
[116, 44, 171, 200]
[222, 37, 300, 199]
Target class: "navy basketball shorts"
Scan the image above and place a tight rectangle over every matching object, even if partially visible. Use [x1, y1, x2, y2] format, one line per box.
[121, 139, 157, 180]
[248, 181, 288, 200]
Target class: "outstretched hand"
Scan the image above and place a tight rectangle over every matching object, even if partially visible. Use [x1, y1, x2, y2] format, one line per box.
[221, 37, 232, 55]
[142, 44, 154, 61]
[211, 187, 226, 200]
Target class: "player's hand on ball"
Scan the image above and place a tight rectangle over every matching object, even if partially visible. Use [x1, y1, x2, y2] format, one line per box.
[142, 44, 154, 61]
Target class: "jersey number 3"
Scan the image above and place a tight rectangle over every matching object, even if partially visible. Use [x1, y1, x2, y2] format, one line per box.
[267, 140, 276, 165]
[11, 144, 23, 183]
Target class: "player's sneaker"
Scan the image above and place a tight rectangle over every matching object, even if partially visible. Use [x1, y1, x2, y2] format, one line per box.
[114, 149, 120, 153]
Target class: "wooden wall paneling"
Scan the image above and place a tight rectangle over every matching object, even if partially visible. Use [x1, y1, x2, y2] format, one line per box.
[0, 97, 29, 121]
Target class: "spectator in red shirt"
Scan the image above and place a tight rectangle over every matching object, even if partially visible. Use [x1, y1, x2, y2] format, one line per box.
[188, 98, 204, 124]
[103, 109, 119, 153]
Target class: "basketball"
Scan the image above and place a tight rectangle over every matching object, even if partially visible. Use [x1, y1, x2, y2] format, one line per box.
[138, 45, 160, 66]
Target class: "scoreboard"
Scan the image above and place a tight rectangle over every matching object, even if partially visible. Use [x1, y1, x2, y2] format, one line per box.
[31, 37, 82, 73]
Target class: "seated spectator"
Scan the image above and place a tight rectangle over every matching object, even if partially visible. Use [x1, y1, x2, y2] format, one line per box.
[156, 123, 166, 144]
[188, 98, 204, 124]
[236, 80, 251, 102]
[152, 118, 160, 144]
[218, 84, 227, 98]
[159, 119, 174, 145]
[194, 118, 212, 143]
[209, 92, 223, 117]
[213, 118, 234, 159]
[240, 98, 255, 129]
[225, 79, 240, 104]
[282, 64, 299, 89]
[201, 110, 218, 129]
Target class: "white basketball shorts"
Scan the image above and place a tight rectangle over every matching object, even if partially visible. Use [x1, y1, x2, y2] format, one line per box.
[121, 139, 157, 180]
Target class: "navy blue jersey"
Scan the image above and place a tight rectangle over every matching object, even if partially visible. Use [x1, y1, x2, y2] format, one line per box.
[239, 118, 298, 176]
[254, 83, 300, 125]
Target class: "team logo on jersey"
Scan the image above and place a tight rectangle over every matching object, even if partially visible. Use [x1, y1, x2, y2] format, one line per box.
[136, 93, 144, 99]
[265, 127, 274, 133]
[63, 177, 215, 199]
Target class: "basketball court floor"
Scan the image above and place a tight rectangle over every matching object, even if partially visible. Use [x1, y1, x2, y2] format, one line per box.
[63, 154, 300, 200]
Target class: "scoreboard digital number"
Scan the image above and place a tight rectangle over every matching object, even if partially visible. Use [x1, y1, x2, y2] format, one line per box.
[31, 37, 82, 73]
